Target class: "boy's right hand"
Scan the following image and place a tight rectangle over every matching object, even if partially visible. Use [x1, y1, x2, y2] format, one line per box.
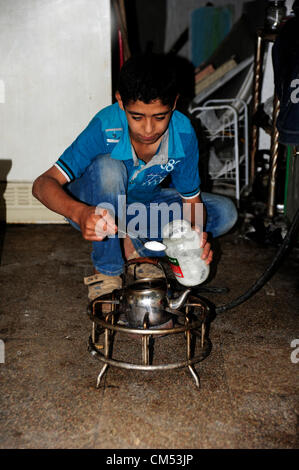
[77, 206, 117, 241]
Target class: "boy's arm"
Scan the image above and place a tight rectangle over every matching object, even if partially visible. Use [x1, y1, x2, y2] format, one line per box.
[182, 193, 207, 228]
[182, 194, 213, 265]
[32, 166, 117, 241]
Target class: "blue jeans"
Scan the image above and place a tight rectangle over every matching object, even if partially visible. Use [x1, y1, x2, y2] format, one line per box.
[67, 155, 238, 275]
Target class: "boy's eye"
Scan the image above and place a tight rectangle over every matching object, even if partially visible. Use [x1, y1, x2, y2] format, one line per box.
[155, 116, 166, 121]
[131, 116, 142, 121]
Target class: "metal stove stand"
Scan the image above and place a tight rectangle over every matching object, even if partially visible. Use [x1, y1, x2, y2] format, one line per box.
[87, 293, 212, 389]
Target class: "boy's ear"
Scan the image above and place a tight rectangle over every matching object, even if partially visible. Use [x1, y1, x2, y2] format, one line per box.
[172, 94, 180, 111]
[115, 91, 124, 110]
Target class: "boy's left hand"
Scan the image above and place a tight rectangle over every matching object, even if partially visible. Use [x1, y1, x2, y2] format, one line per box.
[194, 227, 213, 265]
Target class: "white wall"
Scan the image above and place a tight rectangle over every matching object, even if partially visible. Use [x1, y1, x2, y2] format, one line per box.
[0, 0, 111, 182]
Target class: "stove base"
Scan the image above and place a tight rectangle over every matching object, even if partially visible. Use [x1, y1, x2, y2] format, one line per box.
[88, 293, 212, 389]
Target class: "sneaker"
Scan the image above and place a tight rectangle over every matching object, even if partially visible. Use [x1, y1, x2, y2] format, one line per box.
[127, 249, 163, 280]
[84, 273, 122, 310]
[117, 312, 129, 326]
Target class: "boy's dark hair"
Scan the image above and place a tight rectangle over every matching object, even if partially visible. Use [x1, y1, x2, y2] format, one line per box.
[117, 53, 178, 107]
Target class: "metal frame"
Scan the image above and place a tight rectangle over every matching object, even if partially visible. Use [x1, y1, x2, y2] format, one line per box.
[88, 295, 212, 389]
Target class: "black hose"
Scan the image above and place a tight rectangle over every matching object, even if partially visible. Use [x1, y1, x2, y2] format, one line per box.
[215, 208, 299, 314]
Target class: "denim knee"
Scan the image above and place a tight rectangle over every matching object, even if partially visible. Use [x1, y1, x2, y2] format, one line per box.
[67, 154, 128, 208]
[87, 154, 128, 196]
[202, 192, 238, 237]
[214, 197, 238, 236]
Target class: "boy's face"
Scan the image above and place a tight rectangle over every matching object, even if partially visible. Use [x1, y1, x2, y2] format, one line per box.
[116, 93, 177, 145]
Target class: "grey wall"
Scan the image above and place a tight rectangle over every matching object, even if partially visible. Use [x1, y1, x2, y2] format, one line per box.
[165, 0, 249, 57]
[164, 0, 270, 59]
[0, 0, 111, 181]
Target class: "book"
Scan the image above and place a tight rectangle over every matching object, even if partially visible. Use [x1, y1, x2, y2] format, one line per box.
[195, 64, 215, 83]
[195, 58, 237, 95]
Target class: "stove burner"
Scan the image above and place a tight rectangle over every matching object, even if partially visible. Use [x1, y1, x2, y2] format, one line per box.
[87, 290, 212, 389]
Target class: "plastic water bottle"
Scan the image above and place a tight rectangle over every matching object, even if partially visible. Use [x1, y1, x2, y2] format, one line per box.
[162, 219, 210, 287]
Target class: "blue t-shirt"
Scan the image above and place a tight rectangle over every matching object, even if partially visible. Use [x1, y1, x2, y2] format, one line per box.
[54, 102, 201, 203]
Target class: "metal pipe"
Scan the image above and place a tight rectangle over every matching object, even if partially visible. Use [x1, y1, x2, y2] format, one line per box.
[267, 94, 280, 217]
[89, 314, 203, 335]
[251, 32, 263, 182]
[88, 337, 212, 372]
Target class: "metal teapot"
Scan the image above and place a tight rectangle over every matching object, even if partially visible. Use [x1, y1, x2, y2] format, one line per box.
[122, 258, 191, 328]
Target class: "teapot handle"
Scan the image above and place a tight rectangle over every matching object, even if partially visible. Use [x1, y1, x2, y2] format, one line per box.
[126, 257, 159, 266]
[124, 257, 168, 284]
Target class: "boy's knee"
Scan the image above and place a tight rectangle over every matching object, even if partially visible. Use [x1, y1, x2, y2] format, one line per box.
[203, 193, 238, 237]
[224, 197, 238, 222]
[218, 197, 238, 235]
[89, 155, 127, 192]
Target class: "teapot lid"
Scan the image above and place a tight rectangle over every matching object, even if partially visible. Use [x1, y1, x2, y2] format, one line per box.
[126, 278, 167, 291]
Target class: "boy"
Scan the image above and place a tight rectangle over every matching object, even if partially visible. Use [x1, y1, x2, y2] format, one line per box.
[32, 53, 237, 301]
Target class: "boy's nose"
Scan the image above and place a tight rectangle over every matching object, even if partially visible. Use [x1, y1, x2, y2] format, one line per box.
[144, 119, 153, 135]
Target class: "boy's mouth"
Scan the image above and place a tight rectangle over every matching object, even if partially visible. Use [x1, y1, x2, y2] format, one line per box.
[138, 135, 158, 143]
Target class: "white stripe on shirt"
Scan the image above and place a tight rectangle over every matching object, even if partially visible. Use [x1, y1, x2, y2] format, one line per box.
[54, 163, 71, 183]
[178, 190, 201, 200]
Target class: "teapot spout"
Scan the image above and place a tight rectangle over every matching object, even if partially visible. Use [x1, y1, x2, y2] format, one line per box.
[168, 289, 191, 310]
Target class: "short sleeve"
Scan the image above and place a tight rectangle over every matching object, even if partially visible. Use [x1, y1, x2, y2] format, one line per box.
[54, 118, 107, 182]
[170, 128, 201, 199]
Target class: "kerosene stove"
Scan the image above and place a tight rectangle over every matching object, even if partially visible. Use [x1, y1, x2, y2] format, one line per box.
[87, 258, 212, 389]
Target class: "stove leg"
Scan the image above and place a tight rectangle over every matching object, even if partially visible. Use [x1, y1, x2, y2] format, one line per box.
[201, 323, 206, 349]
[142, 313, 150, 365]
[142, 335, 150, 365]
[96, 363, 109, 388]
[188, 365, 200, 388]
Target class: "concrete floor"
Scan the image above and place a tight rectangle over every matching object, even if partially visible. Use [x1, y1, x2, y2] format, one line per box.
[0, 222, 298, 449]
